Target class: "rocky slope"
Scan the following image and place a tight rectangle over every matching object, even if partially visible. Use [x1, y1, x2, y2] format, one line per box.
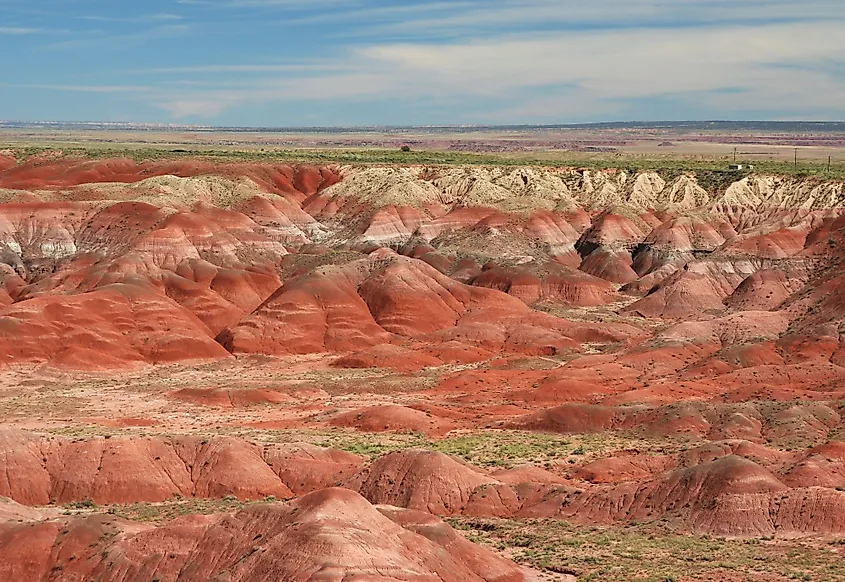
[1, 428, 842, 537]
[2, 154, 845, 578]
[3, 158, 845, 370]
[0, 488, 531, 582]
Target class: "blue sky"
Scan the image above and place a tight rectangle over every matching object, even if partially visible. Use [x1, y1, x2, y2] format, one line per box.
[1, 0, 844, 126]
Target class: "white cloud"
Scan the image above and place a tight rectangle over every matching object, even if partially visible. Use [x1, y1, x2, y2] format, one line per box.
[148, 19, 845, 120]
[44, 23, 194, 50]
[176, 0, 355, 8]
[78, 14, 185, 23]
[158, 99, 231, 117]
[0, 27, 41, 35]
[290, 0, 845, 35]
[4, 84, 152, 93]
[137, 63, 343, 74]
[358, 25, 837, 97]
[18, 1, 839, 122]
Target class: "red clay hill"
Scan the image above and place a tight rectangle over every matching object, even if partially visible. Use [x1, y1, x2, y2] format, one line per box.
[0, 487, 532, 582]
[3, 153, 845, 579]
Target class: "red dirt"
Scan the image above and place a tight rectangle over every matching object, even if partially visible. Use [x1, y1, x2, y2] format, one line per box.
[329, 404, 457, 436]
[580, 247, 638, 284]
[0, 283, 231, 370]
[331, 343, 443, 372]
[169, 387, 297, 408]
[346, 450, 499, 516]
[0, 430, 374, 505]
[0, 488, 528, 582]
[0, 158, 341, 195]
[6, 156, 845, 575]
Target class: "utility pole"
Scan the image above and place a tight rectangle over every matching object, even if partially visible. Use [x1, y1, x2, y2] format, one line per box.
[733, 147, 737, 163]
[794, 148, 798, 168]
[828, 156, 832, 174]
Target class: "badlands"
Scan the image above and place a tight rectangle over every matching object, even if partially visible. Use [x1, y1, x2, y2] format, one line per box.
[0, 149, 844, 581]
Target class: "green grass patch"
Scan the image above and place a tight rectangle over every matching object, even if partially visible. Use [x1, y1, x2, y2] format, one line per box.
[300, 429, 683, 468]
[6, 145, 845, 182]
[448, 517, 844, 582]
[101, 496, 258, 523]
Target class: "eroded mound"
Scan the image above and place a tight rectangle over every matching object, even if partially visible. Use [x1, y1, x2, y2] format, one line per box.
[0, 431, 363, 504]
[329, 404, 457, 437]
[0, 283, 230, 369]
[2, 157, 845, 376]
[347, 449, 499, 516]
[5, 153, 845, 561]
[0, 488, 528, 582]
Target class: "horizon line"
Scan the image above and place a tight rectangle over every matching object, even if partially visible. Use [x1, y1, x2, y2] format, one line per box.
[2, 119, 845, 132]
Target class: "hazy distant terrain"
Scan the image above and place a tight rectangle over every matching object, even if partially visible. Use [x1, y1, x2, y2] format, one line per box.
[4, 120, 845, 132]
[4, 120, 845, 163]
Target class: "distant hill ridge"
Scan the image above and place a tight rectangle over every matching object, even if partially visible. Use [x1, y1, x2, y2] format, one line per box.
[3, 120, 845, 133]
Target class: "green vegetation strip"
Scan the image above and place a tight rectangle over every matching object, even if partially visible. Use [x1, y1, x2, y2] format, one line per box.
[448, 517, 845, 582]
[306, 429, 690, 468]
[6, 145, 845, 182]
[64, 496, 256, 523]
[42, 427, 696, 469]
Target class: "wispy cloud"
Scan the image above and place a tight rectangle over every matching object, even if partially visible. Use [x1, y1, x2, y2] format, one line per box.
[45, 23, 194, 50]
[3, 84, 152, 93]
[5, 0, 845, 124]
[176, 0, 355, 8]
[147, 18, 845, 121]
[78, 13, 185, 24]
[286, 0, 845, 36]
[0, 26, 42, 35]
[134, 63, 343, 74]
[158, 99, 230, 117]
